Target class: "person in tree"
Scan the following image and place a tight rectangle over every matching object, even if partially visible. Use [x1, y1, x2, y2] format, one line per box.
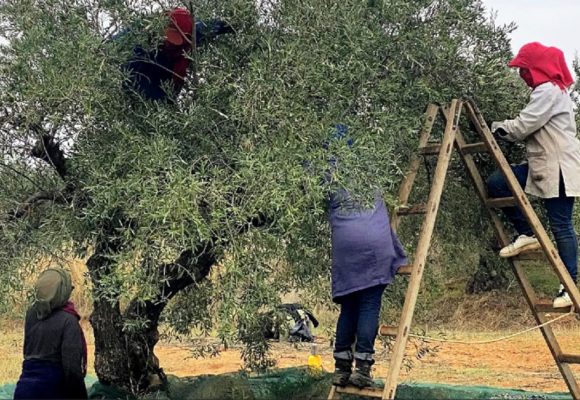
[487, 42, 580, 308]
[122, 7, 233, 102]
[325, 125, 408, 388]
[14, 269, 88, 399]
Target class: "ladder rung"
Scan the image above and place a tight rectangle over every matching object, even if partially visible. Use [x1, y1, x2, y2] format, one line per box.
[486, 197, 517, 208]
[559, 354, 580, 364]
[460, 142, 488, 155]
[379, 324, 398, 337]
[535, 302, 573, 314]
[397, 264, 413, 275]
[397, 204, 428, 215]
[336, 385, 383, 398]
[418, 143, 441, 155]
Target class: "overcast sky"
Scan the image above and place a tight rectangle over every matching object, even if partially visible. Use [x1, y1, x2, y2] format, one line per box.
[482, 0, 579, 76]
[1, 1, 578, 74]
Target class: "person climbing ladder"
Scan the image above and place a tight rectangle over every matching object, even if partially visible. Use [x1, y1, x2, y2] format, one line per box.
[487, 42, 580, 308]
[324, 125, 408, 389]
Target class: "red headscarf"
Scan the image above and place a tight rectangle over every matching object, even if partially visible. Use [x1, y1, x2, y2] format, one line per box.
[508, 42, 574, 90]
[163, 8, 195, 87]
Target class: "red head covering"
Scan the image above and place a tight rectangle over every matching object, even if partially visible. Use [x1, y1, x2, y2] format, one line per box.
[508, 42, 574, 90]
[165, 8, 194, 48]
[162, 8, 195, 88]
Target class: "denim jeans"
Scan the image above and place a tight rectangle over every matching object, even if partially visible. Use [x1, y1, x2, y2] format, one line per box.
[334, 284, 386, 361]
[486, 164, 578, 282]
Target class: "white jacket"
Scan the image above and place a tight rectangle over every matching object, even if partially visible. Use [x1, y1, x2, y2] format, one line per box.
[492, 82, 580, 198]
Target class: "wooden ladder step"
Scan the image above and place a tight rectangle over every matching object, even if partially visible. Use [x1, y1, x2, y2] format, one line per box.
[459, 142, 488, 155]
[379, 324, 398, 337]
[535, 302, 573, 314]
[396, 204, 428, 216]
[486, 197, 517, 208]
[336, 385, 383, 398]
[397, 264, 413, 275]
[418, 143, 442, 155]
[420, 142, 488, 156]
[559, 354, 580, 364]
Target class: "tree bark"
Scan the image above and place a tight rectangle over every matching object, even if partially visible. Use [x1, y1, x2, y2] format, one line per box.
[86, 220, 133, 390]
[88, 233, 216, 393]
[466, 252, 510, 294]
[122, 247, 216, 391]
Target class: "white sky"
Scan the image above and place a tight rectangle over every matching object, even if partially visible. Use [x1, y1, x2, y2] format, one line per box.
[1, 1, 578, 74]
[482, 0, 579, 76]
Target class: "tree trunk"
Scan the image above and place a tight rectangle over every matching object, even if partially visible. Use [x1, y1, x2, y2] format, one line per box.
[466, 252, 510, 294]
[86, 227, 134, 391]
[88, 242, 216, 394]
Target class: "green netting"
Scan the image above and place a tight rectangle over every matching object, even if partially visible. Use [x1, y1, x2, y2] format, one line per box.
[0, 376, 97, 400]
[0, 383, 15, 400]
[84, 368, 572, 400]
[0, 369, 571, 399]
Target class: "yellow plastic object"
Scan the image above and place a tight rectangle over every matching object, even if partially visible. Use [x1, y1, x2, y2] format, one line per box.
[307, 344, 323, 374]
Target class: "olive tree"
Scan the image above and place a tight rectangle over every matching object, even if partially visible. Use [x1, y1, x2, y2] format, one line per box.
[1, 0, 524, 394]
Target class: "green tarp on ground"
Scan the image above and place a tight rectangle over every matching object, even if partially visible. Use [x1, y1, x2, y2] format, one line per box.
[0, 368, 571, 399]
[86, 368, 572, 400]
[0, 376, 97, 399]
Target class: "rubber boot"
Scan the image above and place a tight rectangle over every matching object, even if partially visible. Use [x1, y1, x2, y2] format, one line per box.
[349, 359, 375, 388]
[332, 358, 352, 387]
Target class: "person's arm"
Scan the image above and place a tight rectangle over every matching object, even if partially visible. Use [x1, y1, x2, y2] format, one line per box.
[195, 20, 234, 47]
[491, 84, 558, 142]
[61, 317, 88, 399]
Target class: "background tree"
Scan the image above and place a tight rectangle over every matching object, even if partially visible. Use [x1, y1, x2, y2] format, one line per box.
[0, 0, 537, 394]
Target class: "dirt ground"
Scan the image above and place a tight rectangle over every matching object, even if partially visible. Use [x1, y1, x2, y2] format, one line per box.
[148, 319, 580, 393]
[2, 317, 579, 394]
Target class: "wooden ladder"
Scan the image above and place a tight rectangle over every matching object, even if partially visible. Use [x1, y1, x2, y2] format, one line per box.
[327, 99, 580, 400]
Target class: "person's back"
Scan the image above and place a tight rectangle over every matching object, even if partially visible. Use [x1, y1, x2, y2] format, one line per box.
[329, 190, 405, 299]
[487, 42, 580, 308]
[14, 269, 87, 400]
[323, 126, 408, 389]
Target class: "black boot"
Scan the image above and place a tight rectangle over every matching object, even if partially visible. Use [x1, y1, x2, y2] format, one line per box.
[332, 358, 352, 387]
[349, 359, 375, 388]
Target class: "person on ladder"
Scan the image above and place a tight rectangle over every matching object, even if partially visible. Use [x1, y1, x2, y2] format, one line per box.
[486, 42, 580, 308]
[324, 125, 408, 388]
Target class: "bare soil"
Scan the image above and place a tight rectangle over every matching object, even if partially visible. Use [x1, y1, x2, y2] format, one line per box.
[2, 316, 579, 394]
[151, 318, 580, 393]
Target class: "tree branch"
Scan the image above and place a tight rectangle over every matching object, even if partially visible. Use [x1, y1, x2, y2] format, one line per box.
[31, 133, 68, 179]
[7, 190, 68, 220]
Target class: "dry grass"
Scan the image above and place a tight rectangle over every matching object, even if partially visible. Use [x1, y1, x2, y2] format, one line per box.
[0, 321, 97, 385]
[0, 321, 25, 385]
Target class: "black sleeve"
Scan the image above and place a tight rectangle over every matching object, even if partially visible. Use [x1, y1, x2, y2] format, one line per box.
[61, 317, 88, 399]
[22, 311, 32, 357]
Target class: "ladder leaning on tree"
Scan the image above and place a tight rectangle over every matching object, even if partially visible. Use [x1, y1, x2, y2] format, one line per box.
[327, 98, 580, 400]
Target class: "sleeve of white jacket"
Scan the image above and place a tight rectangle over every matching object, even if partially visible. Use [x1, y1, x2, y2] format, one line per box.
[495, 84, 558, 142]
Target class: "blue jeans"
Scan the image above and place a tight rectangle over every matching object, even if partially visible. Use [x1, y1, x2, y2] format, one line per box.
[334, 285, 386, 361]
[487, 164, 578, 282]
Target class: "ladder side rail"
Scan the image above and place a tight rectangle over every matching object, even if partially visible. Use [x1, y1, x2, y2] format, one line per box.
[464, 100, 580, 310]
[391, 104, 439, 232]
[382, 100, 462, 400]
[451, 106, 579, 399]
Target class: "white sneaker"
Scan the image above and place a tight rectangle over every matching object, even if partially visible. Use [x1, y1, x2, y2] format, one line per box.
[499, 234, 540, 258]
[553, 284, 573, 308]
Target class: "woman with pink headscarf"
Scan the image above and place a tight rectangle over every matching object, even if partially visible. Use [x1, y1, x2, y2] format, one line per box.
[487, 42, 580, 308]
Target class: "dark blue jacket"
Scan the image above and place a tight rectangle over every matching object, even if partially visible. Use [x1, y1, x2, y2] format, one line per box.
[121, 20, 233, 101]
[323, 125, 408, 301]
[329, 190, 408, 301]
